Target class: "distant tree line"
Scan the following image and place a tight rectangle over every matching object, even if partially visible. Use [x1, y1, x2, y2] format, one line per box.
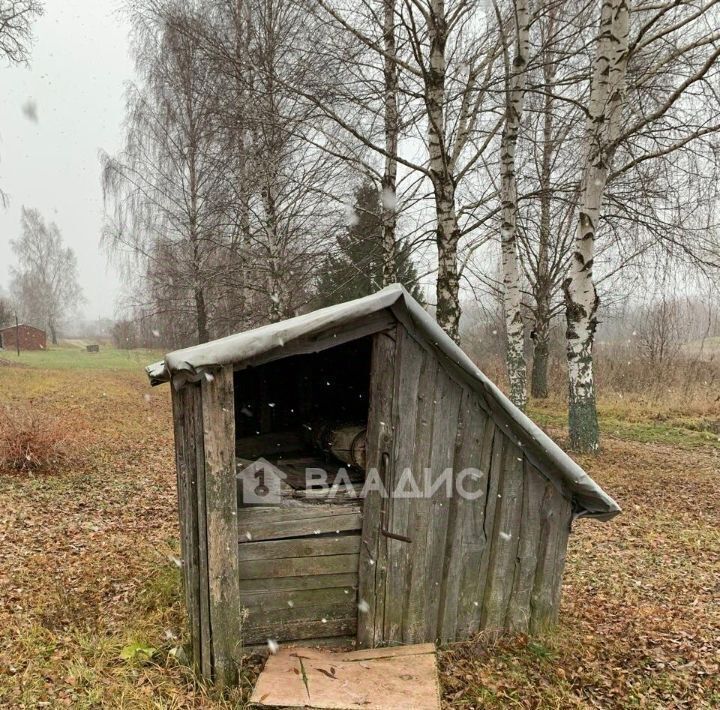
[102, 0, 720, 452]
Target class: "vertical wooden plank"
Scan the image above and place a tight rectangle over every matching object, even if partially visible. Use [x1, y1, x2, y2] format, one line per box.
[201, 366, 241, 687]
[529, 472, 573, 633]
[382, 329, 424, 643]
[192, 385, 213, 680]
[481, 439, 525, 628]
[453, 415, 497, 639]
[400, 363, 462, 643]
[357, 328, 397, 648]
[399, 355, 439, 643]
[505, 462, 546, 631]
[423, 372, 463, 641]
[551, 499, 573, 618]
[171, 383, 202, 675]
[437, 390, 491, 642]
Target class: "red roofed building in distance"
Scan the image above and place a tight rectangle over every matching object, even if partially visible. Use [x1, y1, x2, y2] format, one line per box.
[0, 324, 47, 351]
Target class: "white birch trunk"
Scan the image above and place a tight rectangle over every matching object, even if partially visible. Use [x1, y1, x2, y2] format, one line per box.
[428, 0, 461, 341]
[381, 0, 399, 286]
[262, 178, 283, 324]
[500, 0, 530, 410]
[565, 0, 630, 451]
[530, 4, 557, 400]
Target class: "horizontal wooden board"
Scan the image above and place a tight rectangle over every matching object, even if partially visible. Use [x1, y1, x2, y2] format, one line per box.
[244, 601, 357, 628]
[241, 636, 357, 655]
[238, 534, 361, 561]
[239, 554, 359, 579]
[243, 617, 357, 645]
[239, 573, 358, 593]
[238, 504, 362, 542]
[240, 586, 356, 611]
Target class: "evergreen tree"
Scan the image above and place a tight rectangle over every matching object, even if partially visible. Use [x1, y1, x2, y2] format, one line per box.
[316, 181, 423, 307]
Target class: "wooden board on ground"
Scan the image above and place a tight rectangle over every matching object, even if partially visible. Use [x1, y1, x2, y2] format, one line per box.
[250, 643, 441, 710]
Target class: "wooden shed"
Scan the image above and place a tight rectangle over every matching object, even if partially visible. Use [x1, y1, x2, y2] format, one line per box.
[0, 324, 46, 351]
[147, 285, 619, 686]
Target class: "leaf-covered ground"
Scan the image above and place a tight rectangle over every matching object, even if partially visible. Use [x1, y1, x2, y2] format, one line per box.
[0, 358, 717, 708]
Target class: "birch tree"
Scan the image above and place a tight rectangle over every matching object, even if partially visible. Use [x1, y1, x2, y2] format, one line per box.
[103, 0, 349, 344]
[102, 2, 230, 344]
[380, 0, 399, 285]
[498, 0, 530, 409]
[307, 0, 505, 341]
[564, 0, 630, 451]
[10, 207, 83, 344]
[520, 0, 589, 399]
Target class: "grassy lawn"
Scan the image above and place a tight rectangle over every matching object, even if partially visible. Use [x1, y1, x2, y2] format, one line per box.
[0, 343, 163, 371]
[530, 398, 720, 449]
[0, 351, 718, 707]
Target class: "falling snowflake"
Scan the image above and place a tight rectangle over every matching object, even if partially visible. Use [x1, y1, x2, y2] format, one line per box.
[381, 187, 397, 211]
[344, 202, 360, 226]
[267, 639, 279, 654]
[21, 99, 38, 122]
[499, 531, 512, 541]
[358, 599, 370, 613]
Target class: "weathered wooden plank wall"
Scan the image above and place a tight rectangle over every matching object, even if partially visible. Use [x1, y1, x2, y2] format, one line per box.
[437, 390, 491, 642]
[171, 382, 209, 675]
[236, 500, 362, 645]
[171, 367, 241, 687]
[381, 327, 426, 642]
[369, 323, 574, 645]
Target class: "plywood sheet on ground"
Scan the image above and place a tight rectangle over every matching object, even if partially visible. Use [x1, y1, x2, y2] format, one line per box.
[250, 643, 440, 709]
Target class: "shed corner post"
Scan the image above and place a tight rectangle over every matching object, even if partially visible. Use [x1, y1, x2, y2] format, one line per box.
[357, 327, 398, 648]
[200, 364, 242, 688]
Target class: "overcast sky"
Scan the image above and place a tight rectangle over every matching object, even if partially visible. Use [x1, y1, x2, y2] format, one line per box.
[0, 0, 133, 320]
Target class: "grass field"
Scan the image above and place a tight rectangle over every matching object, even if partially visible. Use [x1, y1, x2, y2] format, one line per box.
[0, 343, 163, 371]
[0, 349, 717, 708]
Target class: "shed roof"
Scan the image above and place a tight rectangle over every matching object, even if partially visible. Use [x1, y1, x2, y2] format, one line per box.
[146, 284, 620, 521]
[0, 323, 45, 333]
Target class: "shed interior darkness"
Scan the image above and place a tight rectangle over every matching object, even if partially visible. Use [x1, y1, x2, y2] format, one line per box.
[233, 337, 372, 502]
[233, 338, 373, 644]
